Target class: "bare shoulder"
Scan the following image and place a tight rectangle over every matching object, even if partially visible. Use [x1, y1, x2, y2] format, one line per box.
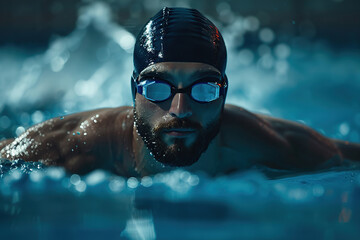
[221, 104, 290, 150]
[221, 104, 342, 169]
[0, 106, 133, 173]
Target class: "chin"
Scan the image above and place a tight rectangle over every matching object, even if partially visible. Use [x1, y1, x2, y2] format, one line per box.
[134, 105, 222, 168]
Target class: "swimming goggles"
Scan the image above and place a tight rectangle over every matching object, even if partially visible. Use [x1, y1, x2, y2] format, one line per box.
[134, 78, 227, 103]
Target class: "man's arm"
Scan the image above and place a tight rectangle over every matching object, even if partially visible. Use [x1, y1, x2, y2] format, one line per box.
[223, 104, 344, 170]
[259, 114, 344, 169]
[0, 108, 128, 174]
[0, 139, 15, 151]
[332, 139, 360, 161]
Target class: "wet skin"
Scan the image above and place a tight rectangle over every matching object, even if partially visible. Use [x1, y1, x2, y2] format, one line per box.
[1, 62, 360, 177]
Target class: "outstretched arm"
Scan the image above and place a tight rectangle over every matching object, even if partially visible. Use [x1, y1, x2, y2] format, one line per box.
[332, 139, 360, 161]
[0, 108, 124, 174]
[0, 139, 14, 151]
[222, 104, 344, 170]
[258, 114, 345, 169]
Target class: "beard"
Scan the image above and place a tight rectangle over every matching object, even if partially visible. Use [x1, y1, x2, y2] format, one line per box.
[134, 107, 221, 167]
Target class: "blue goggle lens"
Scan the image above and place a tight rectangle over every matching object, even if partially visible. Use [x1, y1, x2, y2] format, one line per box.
[144, 82, 172, 101]
[191, 82, 219, 102]
[137, 80, 222, 103]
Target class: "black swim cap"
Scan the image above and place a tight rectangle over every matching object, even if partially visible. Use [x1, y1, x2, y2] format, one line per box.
[132, 7, 227, 99]
[133, 7, 227, 75]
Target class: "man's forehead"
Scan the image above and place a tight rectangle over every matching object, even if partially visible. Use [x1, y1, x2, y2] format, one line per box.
[139, 62, 221, 78]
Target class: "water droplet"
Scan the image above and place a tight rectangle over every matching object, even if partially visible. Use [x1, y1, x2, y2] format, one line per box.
[84, 133, 87, 136]
[141, 176, 153, 187]
[77, 131, 81, 135]
[75, 181, 87, 192]
[72, 133, 75, 136]
[127, 177, 139, 188]
[60, 116, 64, 120]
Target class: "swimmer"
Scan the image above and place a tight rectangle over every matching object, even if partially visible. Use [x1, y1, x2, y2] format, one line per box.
[0, 8, 359, 177]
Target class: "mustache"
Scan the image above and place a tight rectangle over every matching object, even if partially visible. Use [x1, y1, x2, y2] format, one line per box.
[154, 118, 202, 132]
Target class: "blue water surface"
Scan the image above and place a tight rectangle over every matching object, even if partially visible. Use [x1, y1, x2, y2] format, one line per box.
[1, 2, 360, 240]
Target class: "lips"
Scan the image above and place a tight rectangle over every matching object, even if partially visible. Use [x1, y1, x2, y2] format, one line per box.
[164, 128, 196, 137]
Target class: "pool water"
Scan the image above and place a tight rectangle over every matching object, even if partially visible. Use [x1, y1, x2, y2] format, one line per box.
[1, 2, 360, 239]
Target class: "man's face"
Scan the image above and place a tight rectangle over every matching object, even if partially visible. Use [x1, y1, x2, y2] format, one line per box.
[134, 62, 225, 167]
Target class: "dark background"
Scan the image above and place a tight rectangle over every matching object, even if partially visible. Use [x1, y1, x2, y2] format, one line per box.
[1, 0, 359, 49]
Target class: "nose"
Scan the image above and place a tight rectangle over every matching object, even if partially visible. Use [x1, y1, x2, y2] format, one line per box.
[169, 93, 193, 118]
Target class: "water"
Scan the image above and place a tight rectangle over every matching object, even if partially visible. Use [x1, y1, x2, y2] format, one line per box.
[1, 2, 360, 239]
[1, 159, 360, 239]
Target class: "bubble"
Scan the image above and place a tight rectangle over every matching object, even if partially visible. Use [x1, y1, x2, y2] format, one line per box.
[243, 16, 260, 31]
[274, 44, 291, 59]
[75, 181, 87, 192]
[29, 171, 44, 182]
[85, 170, 107, 186]
[50, 58, 63, 72]
[77, 132, 81, 135]
[339, 122, 350, 136]
[46, 167, 65, 180]
[273, 183, 286, 193]
[113, 31, 135, 52]
[141, 176, 153, 187]
[74, 80, 97, 97]
[312, 184, 325, 197]
[216, 2, 234, 23]
[15, 126, 26, 137]
[31, 111, 44, 124]
[9, 169, 22, 182]
[216, 2, 231, 16]
[0, 116, 11, 129]
[259, 28, 275, 43]
[70, 174, 81, 185]
[127, 177, 139, 188]
[288, 188, 308, 200]
[109, 177, 125, 192]
[188, 175, 200, 186]
[258, 54, 274, 69]
[60, 116, 65, 120]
